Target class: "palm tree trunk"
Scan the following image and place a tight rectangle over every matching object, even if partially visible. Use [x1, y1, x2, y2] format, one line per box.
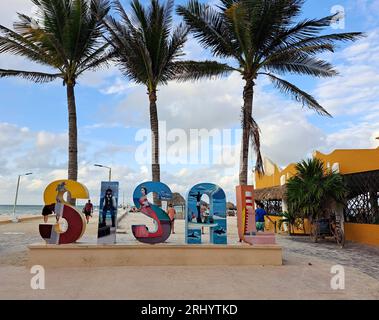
[149, 89, 161, 205]
[239, 78, 254, 185]
[67, 83, 78, 205]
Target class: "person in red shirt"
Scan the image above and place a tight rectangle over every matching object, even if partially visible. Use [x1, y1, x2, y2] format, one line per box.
[167, 203, 177, 234]
[83, 200, 94, 224]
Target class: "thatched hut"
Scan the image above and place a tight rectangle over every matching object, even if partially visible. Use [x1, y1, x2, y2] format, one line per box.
[227, 202, 237, 210]
[170, 193, 186, 218]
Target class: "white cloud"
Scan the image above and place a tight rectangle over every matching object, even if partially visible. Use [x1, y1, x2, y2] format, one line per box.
[314, 30, 379, 151]
[325, 123, 379, 150]
[316, 31, 379, 117]
[0, 0, 33, 28]
[100, 77, 138, 95]
[0, 123, 30, 149]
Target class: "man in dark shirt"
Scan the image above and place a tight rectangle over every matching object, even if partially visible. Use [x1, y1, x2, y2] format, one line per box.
[102, 188, 116, 228]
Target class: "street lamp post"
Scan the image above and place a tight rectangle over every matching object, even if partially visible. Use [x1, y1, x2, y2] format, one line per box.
[94, 164, 112, 181]
[12, 172, 33, 223]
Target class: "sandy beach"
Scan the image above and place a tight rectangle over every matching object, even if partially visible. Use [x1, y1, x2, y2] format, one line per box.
[0, 213, 379, 300]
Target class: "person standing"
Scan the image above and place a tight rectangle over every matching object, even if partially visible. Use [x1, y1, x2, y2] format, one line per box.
[201, 204, 210, 235]
[167, 203, 176, 234]
[255, 202, 267, 232]
[41, 204, 55, 223]
[83, 200, 94, 224]
[196, 192, 202, 223]
[102, 188, 117, 228]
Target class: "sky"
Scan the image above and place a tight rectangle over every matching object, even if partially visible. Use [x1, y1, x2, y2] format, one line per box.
[0, 0, 379, 206]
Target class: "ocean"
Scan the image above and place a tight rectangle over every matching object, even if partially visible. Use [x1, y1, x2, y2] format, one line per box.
[0, 205, 90, 217]
[0, 204, 184, 217]
[0, 205, 43, 217]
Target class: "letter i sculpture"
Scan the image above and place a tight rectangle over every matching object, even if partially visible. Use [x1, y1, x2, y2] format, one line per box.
[244, 191, 257, 236]
[236, 185, 276, 245]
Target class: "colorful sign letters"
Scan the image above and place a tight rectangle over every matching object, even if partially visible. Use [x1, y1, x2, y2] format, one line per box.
[132, 182, 173, 244]
[236, 185, 256, 242]
[97, 181, 119, 244]
[185, 183, 227, 245]
[39, 180, 228, 246]
[236, 185, 276, 245]
[39, 180, 88, 244]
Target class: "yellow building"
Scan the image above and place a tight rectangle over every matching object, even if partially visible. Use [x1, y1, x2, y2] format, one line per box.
[254, 147, 379, 246]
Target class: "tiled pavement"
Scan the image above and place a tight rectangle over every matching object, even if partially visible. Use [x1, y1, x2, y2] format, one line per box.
[278, 235, 379, 280]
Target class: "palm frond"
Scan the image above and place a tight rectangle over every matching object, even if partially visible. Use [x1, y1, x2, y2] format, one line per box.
[172, 60, 234, 81]
[279, 32, 365, 54]
[76, 42, 111, 73]
[177, 1, 238, 60]
[0, 24, 59, 68]
[264, 55, 338, 78]
[0, 69, 61, 83]
[111, 0, 132, 25]
[78, 49, 116, 74]
[130, 0, 149, 31]
[247, 115, 264, 175]
[245, 0, 304, 60]
[262, 14, 363, 57]
[0, 0, 112, 85]
[105, 0, 230, 88]
[14, 13, 69, 67]
[264, 72, 331, 116]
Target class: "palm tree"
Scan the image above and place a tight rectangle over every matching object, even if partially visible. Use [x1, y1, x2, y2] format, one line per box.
[286, 158, 346, 221]
[0, 0, 112, 197]
[177, 0, 363, 185]
[103, 0, 230, 201]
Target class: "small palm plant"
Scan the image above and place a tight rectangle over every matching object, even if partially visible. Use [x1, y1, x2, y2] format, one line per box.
[278, 211, 298, 235]
[0, 0, 112, 193]
[286, 158, 346, 222]
[177, 0, 363, 185]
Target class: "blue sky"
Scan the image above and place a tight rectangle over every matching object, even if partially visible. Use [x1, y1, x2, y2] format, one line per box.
[0, 0, 379, 205]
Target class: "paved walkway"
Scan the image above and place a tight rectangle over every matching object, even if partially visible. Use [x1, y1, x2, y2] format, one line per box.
[278, 236, 379, 280]
[0, 216, 379, 299]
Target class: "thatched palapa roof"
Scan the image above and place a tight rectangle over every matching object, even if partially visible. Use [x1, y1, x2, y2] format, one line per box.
[227, 202, 237, 210]
[254, 185, 287, 201]
[170, 193, 186, 206]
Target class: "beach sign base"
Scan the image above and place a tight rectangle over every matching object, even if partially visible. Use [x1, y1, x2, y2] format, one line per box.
[28, 243, 283, 267]
[243, 232, 277, 245]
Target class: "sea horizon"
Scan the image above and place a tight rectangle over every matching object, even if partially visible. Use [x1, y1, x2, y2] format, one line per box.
[0, 204, 99, 216]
